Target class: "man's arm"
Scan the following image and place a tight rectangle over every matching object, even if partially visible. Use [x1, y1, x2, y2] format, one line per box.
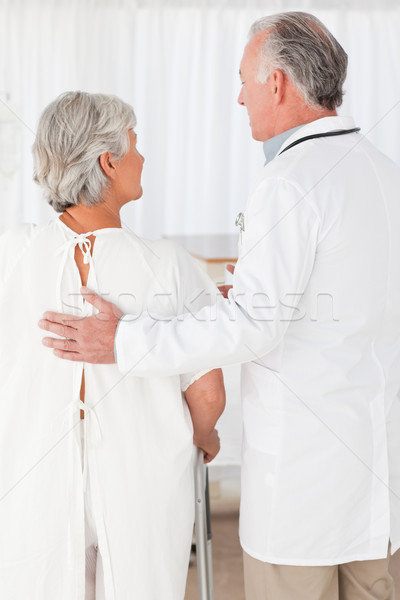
[113, 178, 320, 375]
[184, 368, 225, 463]
[39, 179, 319, 374]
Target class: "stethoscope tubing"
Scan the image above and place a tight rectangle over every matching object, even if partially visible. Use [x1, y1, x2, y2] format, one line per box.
[278, 127, 361, 155]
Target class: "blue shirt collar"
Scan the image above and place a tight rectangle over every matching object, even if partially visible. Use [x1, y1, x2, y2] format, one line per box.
[263, 125, 303, 164]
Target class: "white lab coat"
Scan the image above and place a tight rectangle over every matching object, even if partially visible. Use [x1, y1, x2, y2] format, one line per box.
[116, 116, 400, 565]
[0, 218, 216, 599]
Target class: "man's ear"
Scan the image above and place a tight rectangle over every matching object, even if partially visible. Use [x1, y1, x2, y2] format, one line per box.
[99, 152, 117, 178]
[270, 69, 286, 104]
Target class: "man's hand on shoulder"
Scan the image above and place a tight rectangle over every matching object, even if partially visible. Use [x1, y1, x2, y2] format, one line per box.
[38, 287, 123, 364]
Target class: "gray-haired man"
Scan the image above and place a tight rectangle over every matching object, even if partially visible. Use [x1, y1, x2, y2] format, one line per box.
[40, 12, 400, 599]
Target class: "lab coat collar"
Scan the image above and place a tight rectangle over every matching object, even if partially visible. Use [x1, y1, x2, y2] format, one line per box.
[263, 125, 303, 164]
[276, 115, 357, 159]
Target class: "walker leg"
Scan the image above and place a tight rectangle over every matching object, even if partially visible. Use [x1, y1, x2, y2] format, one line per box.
[205, 469, 214, 599]
[194, 448, 214, 600]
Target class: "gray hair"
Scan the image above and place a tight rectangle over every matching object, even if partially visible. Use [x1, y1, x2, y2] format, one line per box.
[33, 91, 137, 212]
[250, 12, 348, 110]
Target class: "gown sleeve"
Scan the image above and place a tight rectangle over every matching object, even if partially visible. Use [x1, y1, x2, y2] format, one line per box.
[0, 224, 36, 293]
[163, 241, 221, 391]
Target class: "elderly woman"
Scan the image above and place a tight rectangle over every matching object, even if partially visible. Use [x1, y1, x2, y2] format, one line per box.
[0, 92, 225, 599]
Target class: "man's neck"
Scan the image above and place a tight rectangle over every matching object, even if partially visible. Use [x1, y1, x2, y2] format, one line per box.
[269, 106, 337, 139]
[262, 108, 339, 164]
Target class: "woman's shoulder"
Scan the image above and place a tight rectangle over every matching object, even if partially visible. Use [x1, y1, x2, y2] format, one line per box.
[0, 222, 37, 242]
[121, 230, 190, 271]
[0, 223, 38, 287]
[0, 222, 41, 259]
[0, 220, 62, 254]
[123, 232, 217, 303]
[0, 221, 60, 285]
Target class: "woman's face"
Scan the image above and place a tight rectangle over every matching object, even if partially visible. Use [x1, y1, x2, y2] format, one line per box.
[114, 130, 144, 204]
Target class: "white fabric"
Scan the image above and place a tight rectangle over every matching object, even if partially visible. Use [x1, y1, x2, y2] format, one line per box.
[0, 217, 217, 599]
[82, 423, 105, 600]
[1, 1, 400, 238]
[115, 116, 400, 565]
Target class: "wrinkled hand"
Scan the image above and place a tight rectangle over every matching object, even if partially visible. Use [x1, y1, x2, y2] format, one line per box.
[217, 263, 235, 299]
[38, 287, 123, 364]
[194, 429, 221, 464]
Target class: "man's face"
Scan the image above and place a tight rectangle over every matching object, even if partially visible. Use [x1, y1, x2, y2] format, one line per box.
[238, 33, 276, 142]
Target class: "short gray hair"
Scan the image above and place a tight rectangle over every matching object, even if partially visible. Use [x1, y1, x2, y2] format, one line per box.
[250, 12, 348, 110]
[33, 91, 137, 212]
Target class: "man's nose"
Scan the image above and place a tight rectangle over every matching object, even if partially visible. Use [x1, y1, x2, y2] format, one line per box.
[237, 87, 244, 106]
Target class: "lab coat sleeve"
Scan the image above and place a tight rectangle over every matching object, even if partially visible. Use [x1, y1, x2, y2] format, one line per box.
[116, 177, 320, 375]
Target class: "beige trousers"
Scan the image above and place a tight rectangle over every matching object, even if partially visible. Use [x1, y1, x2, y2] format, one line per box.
[243, 546, 395, 600]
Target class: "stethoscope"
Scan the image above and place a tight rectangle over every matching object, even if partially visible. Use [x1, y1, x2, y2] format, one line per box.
[278, 126, 360, 156]
[235, 127, 361, 232]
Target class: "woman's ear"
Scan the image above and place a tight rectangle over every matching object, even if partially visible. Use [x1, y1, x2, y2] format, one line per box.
[99, 152, 117, 179]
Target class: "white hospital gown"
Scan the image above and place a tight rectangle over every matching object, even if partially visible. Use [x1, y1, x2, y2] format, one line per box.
[0, 217, 217, 600]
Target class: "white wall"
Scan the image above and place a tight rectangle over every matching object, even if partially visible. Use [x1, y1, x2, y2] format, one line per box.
[1, 0, 399, 238]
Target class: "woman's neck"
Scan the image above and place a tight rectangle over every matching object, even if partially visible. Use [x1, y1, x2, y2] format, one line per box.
[59, 202, 122, 234]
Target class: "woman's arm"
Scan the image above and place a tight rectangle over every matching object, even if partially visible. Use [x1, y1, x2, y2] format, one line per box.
[184, 369, 226, 463]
